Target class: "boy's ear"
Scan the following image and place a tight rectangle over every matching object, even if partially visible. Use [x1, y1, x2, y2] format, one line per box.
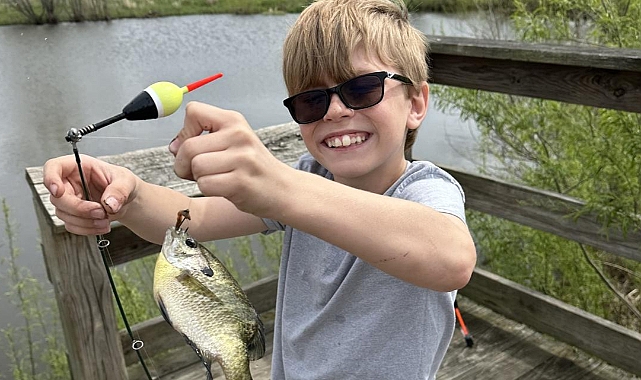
[407, 82, 429, 131]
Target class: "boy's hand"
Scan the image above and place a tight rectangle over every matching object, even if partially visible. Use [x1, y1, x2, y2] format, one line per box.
[43, 155, 138, 235]
[169, 101, 292, 218]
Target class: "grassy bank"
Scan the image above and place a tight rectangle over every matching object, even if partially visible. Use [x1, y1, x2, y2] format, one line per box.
[0, 0, 513, 26]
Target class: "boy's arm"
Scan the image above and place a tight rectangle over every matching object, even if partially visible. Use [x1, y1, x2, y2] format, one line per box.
[271, 169, 476, 291]
[43, 154, 266, 245]
[118, 179, 268, 245]
[119, 180, 266, 244]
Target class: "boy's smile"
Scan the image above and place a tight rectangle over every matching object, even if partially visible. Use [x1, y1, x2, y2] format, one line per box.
[323, 132, 370, 148]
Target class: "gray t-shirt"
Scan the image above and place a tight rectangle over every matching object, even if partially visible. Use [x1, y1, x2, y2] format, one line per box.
[263, 153, 466, 379]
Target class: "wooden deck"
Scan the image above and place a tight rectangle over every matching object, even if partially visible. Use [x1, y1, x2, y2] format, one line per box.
[152, 295, 638, 380]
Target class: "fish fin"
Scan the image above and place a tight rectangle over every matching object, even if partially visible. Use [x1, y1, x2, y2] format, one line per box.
[182, 334, 214, 379]
[247, 315, 266, 361]
[177, 269, 227, 305]
[155, 295, 173, 328]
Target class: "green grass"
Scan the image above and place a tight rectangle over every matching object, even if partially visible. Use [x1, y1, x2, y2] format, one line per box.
[0, 0, 515, 26]
[0, 198, 69, 379]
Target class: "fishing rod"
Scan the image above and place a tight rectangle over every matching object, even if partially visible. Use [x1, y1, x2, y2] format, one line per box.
[64, 73, 223, 379]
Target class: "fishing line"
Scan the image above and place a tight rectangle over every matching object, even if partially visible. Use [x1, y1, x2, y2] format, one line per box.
[68, 139, 156, 380]
[82, 136, 174, 141]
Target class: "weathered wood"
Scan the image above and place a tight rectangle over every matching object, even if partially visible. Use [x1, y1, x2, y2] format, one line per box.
[441, 166, 641, 263]
[24, 123, 301, 380]
[460, 268, 641, 376]
[438, 296, 638, 380]
[30, 193, 127, 379]
[429, 36, 641, 72]
[428, 36, 641, 113]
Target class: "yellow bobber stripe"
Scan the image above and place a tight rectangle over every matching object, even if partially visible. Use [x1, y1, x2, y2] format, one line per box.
[148, 82, 184, 118]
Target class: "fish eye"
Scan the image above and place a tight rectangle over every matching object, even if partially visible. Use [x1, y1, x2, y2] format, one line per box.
[185, 238, 198, 248]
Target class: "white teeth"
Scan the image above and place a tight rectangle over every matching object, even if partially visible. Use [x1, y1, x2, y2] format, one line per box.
[325, 134, 368, 148]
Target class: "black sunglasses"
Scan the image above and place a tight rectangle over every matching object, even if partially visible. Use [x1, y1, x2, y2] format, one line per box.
[283, 71, 413, 124]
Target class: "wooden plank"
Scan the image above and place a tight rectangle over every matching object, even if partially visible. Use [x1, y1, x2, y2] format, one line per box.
[438, 297, 637, 380]
[30, 194, 127, 379]
[443, 166, 641, 263]
[428, 36, 641, 72]
[428, 36, 641, 113]
[429, 52, 641, 114]
[460, 268, 641, 376]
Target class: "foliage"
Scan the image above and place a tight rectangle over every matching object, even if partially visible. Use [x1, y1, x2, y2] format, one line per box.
[111, 254, 160, 330]
[0, 0, 521, 25]
[0, 198, 69, 380]
[433, 0, 641, 329]
[0, 0, 56, 24]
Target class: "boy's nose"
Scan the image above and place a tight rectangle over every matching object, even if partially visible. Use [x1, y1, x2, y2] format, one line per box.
[324, 93, 354, 121]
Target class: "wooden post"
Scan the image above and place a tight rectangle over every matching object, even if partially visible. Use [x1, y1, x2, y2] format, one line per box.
[32, 197, 127, 380]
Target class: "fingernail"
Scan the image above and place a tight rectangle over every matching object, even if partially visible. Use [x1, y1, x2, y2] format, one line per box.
[90, 208, 106, 219]
[168, 137, 179, 155]
[49, 184, 58, 196]
[103, 197, 121, 214]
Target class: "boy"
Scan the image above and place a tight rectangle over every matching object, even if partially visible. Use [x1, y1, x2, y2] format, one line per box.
[43, 0, 476, 378]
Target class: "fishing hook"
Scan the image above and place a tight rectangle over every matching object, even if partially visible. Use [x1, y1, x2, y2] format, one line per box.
[175, 209, 191, 230]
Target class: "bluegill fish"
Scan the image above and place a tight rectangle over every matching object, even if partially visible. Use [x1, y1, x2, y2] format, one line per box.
[153, 210, 265, 380]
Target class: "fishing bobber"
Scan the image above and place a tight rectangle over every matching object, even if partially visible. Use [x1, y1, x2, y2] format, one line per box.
[123, 73, 224, 120]
[66, 73, 223, 142]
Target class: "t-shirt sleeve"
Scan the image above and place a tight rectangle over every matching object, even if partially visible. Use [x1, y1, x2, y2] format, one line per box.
[394, 164, 467, 224]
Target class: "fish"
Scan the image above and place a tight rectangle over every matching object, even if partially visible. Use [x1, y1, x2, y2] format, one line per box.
[153, 210, 265, 380]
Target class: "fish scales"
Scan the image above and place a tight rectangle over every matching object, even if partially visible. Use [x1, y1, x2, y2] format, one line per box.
[153, 223, 265, 380]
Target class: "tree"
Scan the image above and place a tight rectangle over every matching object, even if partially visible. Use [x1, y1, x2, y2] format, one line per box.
[433, 0, 641, 330]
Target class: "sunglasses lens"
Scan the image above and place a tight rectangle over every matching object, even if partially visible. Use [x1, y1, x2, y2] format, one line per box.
[341, 74, 384, 109]
[289, 91, 328, 124]
[285, 72, 388, 124]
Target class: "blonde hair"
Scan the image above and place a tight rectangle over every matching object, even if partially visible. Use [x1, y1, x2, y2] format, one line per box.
[282, 0, 429, 152]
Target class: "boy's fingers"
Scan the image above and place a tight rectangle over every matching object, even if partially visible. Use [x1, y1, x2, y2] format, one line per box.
[101, 188, 128, 214]
[169, 102, 225, 155]
[43, 157, 73, 198]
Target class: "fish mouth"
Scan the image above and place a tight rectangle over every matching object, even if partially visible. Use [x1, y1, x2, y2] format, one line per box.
[161, 227, 214, 277]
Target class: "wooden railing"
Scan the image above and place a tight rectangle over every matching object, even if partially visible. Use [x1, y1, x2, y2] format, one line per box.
[25, 35, 641, 379]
